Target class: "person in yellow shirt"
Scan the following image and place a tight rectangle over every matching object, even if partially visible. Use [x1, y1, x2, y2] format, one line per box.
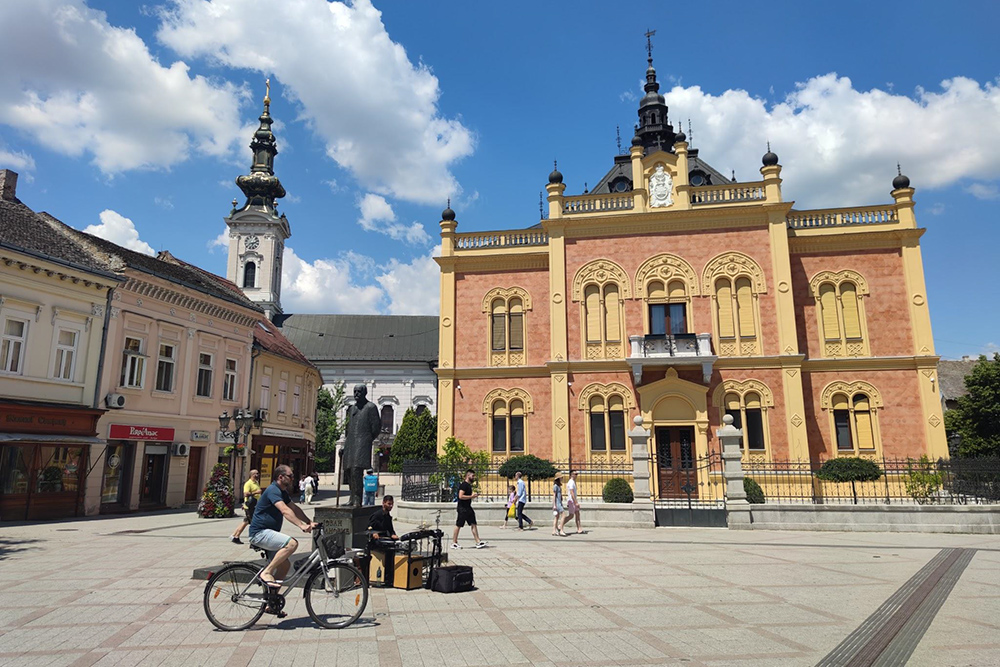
[230, 469, 262, 545]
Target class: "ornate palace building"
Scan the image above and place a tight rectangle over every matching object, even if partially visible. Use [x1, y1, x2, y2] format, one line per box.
[435, 53, 947, 484]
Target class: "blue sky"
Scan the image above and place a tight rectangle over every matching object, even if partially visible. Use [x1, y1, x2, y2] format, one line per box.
[1, 0, 998, 359]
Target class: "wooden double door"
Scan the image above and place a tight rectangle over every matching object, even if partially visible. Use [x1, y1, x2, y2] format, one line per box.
[655, 426, 696, 499]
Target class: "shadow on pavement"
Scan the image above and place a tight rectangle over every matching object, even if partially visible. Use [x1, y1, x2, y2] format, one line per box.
[0, 536, 43, 561]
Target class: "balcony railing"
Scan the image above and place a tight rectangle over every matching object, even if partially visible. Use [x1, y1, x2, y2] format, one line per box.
[562, 193, 635, 214]
[786, 205, 898, 229]
[627, 333, 716, 384]
[690, 182, 766, 206]
[453, 230, 549, 250]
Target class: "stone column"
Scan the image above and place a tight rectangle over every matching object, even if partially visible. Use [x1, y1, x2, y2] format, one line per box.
[719, 414, 751, 530]
[628, 416, 655, 528]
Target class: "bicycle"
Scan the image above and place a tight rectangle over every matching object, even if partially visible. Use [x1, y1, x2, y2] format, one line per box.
[203, 523, 368, 631]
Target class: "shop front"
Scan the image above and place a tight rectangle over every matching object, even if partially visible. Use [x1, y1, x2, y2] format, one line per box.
[0, 401, 104, 521]
[101, 424, 176, 512]
[250, 428, 313, 485]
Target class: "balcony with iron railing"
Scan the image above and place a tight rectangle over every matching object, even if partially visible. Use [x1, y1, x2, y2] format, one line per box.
[627, 333, 716, 384]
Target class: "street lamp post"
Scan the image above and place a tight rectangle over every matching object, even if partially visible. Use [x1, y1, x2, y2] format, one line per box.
[219, 408, 263, 500]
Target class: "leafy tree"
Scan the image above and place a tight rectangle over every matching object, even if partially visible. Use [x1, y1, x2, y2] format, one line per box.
[602, 477, 634, 503]
[904, 455, 943, 504]
[497, 454, 558, 501]
[198, 462, 236, 518]
[744, 478, 765, 504]
[314, 383, 346, 473]
[815, 457, 882, 504]
[435, 436, 490, 500]
[945, 353, 1000, 458]
[388, 408, 438, 472]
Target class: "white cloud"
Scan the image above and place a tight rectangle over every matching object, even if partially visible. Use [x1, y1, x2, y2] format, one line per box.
[964, 183, 999, 200]
[207, 227, 229, 252]
[0, 147, 36, 174]
[928, 202, 946, 215]
[281, 246, 383, 314]
[153, 196, 174, 210]
[619, 90, 637, 103]
[158, 0, 474, 205]
[376, 246, 440, 316]
[323, 179, 343, 194]
[83, 209, 155, 255]
[0, 0, 246, 173]
[357, 193, 430, 245]
[661, 74, 1000, 207]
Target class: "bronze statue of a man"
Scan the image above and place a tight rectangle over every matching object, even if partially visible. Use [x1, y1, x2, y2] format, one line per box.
[342, 384, 381, 506]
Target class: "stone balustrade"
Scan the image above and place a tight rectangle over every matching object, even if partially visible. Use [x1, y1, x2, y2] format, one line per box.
[786, 205, 898, 229]
[690, 182, 766, 205]
[453, 230, 549, 250]
[562, 192, 635, 214]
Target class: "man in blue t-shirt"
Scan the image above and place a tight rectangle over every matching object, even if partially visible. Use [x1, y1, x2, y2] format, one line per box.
[249, 464, 318, 588]
[362, 469, 378, 506]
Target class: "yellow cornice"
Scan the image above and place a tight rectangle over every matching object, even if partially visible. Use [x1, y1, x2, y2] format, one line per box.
[438, 253, 549, 273]
[802, 355, 940, 372]
[715, 355, 803, 370]
[562, 204, 790, 239]
[789, 228, 925, 254]
[440, 365, 551, 379]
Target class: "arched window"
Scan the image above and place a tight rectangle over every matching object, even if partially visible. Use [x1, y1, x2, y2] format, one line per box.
[482, 288, 530, 367]
[635, 254, 699, 338]
[713, 380, 773, 456]
[243, 261, 257, 289]
[810, 272, 870, 357]
[578, 382, 636, 459]
[703, 253, 766, 357]
[573, 260, 630, 360]
[483, 388, 532, 456]
[380, 404, 394, 434]
[414, 404, 428, 416]
[822, 381, 882, 455]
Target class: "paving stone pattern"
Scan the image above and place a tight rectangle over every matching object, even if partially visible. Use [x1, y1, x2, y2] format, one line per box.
[1, 504, 999, 667]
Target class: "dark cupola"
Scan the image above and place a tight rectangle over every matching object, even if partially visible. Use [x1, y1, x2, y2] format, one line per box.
[892, 163, 910, 190]
[633, 32, 677, 156]
[236, 79, 286, 212]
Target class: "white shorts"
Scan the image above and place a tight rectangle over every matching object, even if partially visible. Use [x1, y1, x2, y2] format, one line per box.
[249, 528, 292, 554]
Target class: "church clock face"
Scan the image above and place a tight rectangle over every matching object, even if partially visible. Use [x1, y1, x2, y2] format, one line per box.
[244, 235, 260, 250]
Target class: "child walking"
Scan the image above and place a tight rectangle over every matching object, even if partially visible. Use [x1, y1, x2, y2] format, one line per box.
[502, 484, 516, 528]
[552, 475, 568, 536]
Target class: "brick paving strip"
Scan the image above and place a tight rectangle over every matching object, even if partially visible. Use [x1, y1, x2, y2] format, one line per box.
[817, 548, 975, 667]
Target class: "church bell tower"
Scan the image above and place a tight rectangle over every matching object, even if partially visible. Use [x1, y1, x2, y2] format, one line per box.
[225, 80, 290, 321]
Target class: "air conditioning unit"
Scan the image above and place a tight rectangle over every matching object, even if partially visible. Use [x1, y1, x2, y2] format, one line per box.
[105, 393, 126, 409]
[172, 443, 190, 457]
[255, 408, 268, 422]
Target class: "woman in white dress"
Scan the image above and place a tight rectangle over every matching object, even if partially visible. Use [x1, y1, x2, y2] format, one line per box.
[565, 470, 583, 534]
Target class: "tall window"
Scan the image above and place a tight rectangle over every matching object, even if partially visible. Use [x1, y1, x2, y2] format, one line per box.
[277, 380, 287, 413]
[293, 384, 302, 417]
[484, 287, 530, 366]
[646, 279, 688, 335]
[588, 394, 627, 454]
[223, 358, 238, 401]
[260, 373, 271, 410]
[155, 343, 175, 392]
[52, 328, 78, 381]
[831, 393, 878, 453]
[724, 392, 766, 452]
[574, 260, 631, 360]
[484, 388, 532, 456]
[380, 404, 394, 433]
[714, 276, 758, 355]
[196, 353, 213, 397]
[243, 261, 256, 289]
[1, 318, 28, 374]
[813, 274, 869, 357]
[120, 336, 145, 388]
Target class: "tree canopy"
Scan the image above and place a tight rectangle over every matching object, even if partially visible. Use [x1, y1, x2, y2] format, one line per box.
[945, 353, 1000, 458]
[388, 408, 438, 472]
[497, 455, 557, 480]
[314, 383, 346, 472]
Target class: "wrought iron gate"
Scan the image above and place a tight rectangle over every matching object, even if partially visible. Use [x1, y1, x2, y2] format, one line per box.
[650, 439, 726, 527]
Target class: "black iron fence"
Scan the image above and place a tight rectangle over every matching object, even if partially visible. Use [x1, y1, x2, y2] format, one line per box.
[744, 456, 1000, 505]
[649, 449, 726, 508]
[400, 458, 634, 503]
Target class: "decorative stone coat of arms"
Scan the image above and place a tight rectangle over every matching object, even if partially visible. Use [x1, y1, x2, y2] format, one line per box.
[648, 164, 673, 208]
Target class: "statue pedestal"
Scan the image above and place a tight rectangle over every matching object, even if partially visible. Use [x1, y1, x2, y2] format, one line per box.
[314, 505, 378, 553]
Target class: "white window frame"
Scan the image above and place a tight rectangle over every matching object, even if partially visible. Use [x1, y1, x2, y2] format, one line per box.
[223, 358, 238, 402]
[196, 352, 214, 398]
[1, 316, 29, 375]
[120, 336, 146, 388]
[292, 384, 301, 417]
[155, 342, 176, 393]
[278, 379, 287, 413]
[50, 327, 80, 381]
[260, 373, 272, 410]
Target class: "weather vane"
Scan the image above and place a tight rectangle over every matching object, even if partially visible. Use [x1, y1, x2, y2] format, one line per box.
[616, 125, 622, 154]
[645, 29, 656, 60]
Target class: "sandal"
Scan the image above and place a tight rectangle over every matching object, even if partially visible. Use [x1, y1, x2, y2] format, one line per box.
[260, 576, 281, 589]
[264, 605, 287, 618]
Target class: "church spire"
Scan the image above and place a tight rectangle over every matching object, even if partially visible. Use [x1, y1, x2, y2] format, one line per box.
[236, 78, 286, 211]
[633, 31, 676, 156]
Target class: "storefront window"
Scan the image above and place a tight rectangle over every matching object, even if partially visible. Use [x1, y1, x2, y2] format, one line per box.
[35, 446, 83, 493]
[101, 443, 131, 504]
[0, 446, 31, 494]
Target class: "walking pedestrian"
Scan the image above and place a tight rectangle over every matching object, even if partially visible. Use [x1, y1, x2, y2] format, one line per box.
[514, 471, 533, 530]
[451, 469, 487, 549]
[501, 484, 516, 528]
[552, 475, 568, 536]
[298, 474, 307, 503]
[303, 472, 316, 504]
[565, 469, 583, 534]
[230, 469, 261, 544]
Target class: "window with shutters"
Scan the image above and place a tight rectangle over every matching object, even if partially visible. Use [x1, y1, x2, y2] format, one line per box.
[810, 271, 870, 357]
[821, 381, 883, 456]
[572, 260, 631, 360]
[482, 287, 531, 367]
[702, 252, 766, 357]
[484, 388, 532, 456]
[578, 382, 636, 460]
[713, 380, 773, 458]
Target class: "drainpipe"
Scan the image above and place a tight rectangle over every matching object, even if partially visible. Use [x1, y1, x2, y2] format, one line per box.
[92, 286, 116, 409]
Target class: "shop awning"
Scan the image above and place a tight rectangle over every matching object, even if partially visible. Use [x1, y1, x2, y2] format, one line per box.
[0, 433, 105, 445]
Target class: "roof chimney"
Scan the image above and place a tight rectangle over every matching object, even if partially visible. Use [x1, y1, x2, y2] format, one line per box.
[0, 170, 17, 201]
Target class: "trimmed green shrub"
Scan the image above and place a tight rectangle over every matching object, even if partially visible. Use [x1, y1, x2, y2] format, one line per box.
[816, 457, 882, 504]
[744, 477, 765, 504]
[198, 462, 235, 518]
[388, 407, 438, 472]
[602, 477, 634, 503]
[497, 455, 558, 502]
[904, 455, 943, 504]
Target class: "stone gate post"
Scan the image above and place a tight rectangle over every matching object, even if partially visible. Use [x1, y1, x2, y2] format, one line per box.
[629, 415, 655, 529]
[719, 414, 752, 529]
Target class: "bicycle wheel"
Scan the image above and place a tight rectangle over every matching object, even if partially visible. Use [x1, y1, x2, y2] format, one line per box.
[304, 562, 368, 629]
[204, 563, 267, 631]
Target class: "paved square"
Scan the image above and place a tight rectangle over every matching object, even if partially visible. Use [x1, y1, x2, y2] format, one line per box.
[1, 505, 999, 666]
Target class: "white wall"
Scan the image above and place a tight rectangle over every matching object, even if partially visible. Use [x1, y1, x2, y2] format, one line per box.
[317, 361, 437, 433]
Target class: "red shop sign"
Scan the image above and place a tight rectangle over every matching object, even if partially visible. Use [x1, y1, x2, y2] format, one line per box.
[109, 424, 176, 442]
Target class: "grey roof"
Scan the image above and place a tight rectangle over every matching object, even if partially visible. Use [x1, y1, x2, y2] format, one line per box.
[588, 149, 733, 196]
[0, 196, 119, 280]
[938, 360, 979, 403]
[274, 314, 438, 363]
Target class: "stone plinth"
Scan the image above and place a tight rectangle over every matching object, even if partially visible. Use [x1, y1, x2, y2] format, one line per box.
[314, 505, 378, 552]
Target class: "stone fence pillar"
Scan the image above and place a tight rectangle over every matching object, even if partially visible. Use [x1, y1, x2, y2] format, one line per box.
[629, 416, 653, 505]
[719, 414, 751, 529]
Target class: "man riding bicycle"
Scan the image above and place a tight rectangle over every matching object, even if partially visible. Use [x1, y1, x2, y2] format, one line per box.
[249, 464, 318, 597]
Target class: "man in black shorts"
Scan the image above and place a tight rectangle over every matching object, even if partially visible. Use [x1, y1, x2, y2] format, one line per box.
[451, 469, 487, 549]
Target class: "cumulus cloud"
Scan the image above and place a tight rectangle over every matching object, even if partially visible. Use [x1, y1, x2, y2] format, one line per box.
[83, 210, 155, 255]
[0, 147, 36, 174]
[207, 227, 229, 252]
[376, 247, 440, 316]
[280, 246, 384, 314]
[964, 183, 999, 200]
[357, 193, 430, 245]
[158, 0, 474, 204]
[660, 74, 1000, 207]
[0, 0, 246, 174]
